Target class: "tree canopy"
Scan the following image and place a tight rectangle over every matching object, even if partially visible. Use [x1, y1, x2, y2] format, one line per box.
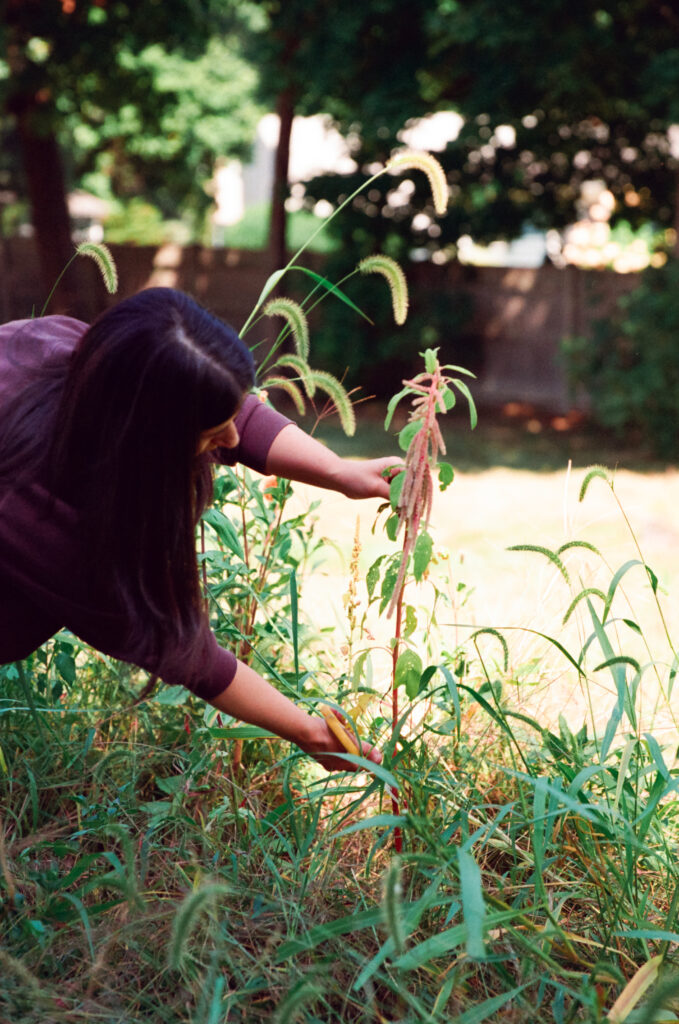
[1, 0, 261, 308]
[296, 1, 679, 259]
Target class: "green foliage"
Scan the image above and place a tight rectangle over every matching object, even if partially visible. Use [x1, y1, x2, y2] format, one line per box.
[562, 260, 679, 458]
[3, 457, 679, 1021]
[298, 2, 679, 268]
[310, 261, 474, 398]
[1, 3, 263, 229]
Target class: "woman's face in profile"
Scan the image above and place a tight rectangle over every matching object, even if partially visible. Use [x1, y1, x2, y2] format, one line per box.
[196, 415, 239, 455]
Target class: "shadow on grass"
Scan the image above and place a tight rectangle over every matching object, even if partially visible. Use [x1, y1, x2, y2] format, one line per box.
[297, 401, 674, 474]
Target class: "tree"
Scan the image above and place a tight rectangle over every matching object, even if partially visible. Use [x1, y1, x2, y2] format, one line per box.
[235, 0, 433, 268]
[424, 0, 679, 245]
[300, 0, 679, 258]
[1, 1, 260, 312]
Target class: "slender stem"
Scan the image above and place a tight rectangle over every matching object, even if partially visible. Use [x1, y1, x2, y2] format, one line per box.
[240, 170, 387, 336]
[40, 252, 76, 317]
[390, 528, 408, 854]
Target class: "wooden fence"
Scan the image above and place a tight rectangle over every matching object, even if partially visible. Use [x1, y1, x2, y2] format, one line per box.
[0, 238, 640, 411]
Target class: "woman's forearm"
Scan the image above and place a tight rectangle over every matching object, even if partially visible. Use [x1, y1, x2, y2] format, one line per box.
[208, 659, 381, 771]
[264, 423, 401, 500]
[209, 659, 317, 746]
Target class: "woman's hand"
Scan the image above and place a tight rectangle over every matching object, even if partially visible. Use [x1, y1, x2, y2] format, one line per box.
[298, 710, 382, 773]
[265, 425, 404, 500]
[210, 661, 381, 773]
[334, 456, 405, 501]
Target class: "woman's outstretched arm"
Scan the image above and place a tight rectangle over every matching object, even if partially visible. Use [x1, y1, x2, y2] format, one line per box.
[264, 423, 403, 501]
[208, 659, 381, 772]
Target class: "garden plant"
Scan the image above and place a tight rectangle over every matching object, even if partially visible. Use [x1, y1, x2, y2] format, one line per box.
[2, 154, 679, 1024]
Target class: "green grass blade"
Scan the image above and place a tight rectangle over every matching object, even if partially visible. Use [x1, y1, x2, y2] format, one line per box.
[290, 569, 299, 684]
[458, 846, 486, 959]
[290, 265, 372, 322]
[458, 985, 529, 1024]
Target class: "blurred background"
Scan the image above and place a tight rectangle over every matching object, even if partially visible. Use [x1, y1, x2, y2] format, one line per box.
[2, 0, 679, 457]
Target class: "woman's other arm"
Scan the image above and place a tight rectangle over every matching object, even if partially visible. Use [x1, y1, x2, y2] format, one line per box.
[209, 659, 381, 772]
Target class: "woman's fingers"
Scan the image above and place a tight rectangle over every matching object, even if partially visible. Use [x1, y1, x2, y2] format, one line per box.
[313, 707, 382, 770]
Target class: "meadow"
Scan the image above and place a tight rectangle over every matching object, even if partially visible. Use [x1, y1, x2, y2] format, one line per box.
[2, 407, 679, 1024]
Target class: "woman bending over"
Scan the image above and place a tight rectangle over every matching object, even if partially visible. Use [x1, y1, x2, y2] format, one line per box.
[0, 288, 395, 769]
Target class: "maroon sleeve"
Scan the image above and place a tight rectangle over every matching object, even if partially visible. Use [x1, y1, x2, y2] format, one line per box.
[131, 627, 238, 701]
[0, 483, 237, 700]
[214, 394, 292, 473]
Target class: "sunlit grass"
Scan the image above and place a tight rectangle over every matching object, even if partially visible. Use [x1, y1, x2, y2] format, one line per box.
[3, 453, 679, 1022]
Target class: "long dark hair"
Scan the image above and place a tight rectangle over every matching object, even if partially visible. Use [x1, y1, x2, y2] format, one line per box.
[1, 288, 255, 667]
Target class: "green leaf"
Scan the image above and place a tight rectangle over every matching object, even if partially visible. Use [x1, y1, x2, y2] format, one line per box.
[389, 471, 405, 511]
[438, 462, 455, 491]
[275, 908, 385, 963]
[335, 814, 405, 838]
[404, 605, 417, 640]
[352, 650, 370, 689]
[154, 685, 189, 706]
[413, 532, 433, 581]
[208, 725, 277, 739]
[291, 265, 372, 322]
[452, 378, 478, 428]
[241, 268, 287, 334]
[395, 649, 423, 699]
[202, 507, 244, 560]
[385, 514, 400, 542]
[366, 555, 386, 600]
[384, 386, 411, 430]
[418, 665, 438, 694]
[380, 557, 401, 613]
[290, 569, 299, 682]
[55, 652, 76, 685]
[442, 387, 456, 411]
[458, 986, 528, 1024]
[424, 347, 439, 373]
[457, 846, 486, 960]
[398, 420, 421, 452]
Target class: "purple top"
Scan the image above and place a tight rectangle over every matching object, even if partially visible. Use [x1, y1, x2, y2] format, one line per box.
[0, 316, 292, 699]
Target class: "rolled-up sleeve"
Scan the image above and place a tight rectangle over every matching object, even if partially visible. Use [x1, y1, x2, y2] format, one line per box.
[215, 394, 291, 474]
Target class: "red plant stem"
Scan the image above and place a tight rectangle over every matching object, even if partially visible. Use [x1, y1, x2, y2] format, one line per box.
[390, 528, 408, 855]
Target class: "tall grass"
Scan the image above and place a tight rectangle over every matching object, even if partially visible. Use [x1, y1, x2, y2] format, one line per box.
[2, 457, 679, 1022]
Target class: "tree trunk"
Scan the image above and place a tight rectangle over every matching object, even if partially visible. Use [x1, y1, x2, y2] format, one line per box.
[17, 107, 82, 316]
[268, 89, 295, 273]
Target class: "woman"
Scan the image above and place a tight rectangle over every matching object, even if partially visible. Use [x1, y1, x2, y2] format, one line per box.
[0, 288, 394, 769]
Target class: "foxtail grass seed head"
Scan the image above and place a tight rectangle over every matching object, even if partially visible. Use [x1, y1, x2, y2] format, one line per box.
[263, 297, 310, 361]
[261, 375, 306, 416]
[75, 242, 118, 294]
[382, 856, 406, 955]
[167, 882, 229, 972]
[269, 353, 316, 398]
[309, 369, 356, 436]
[387, 150, 449, 216]
[359, 255, 409, 325]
